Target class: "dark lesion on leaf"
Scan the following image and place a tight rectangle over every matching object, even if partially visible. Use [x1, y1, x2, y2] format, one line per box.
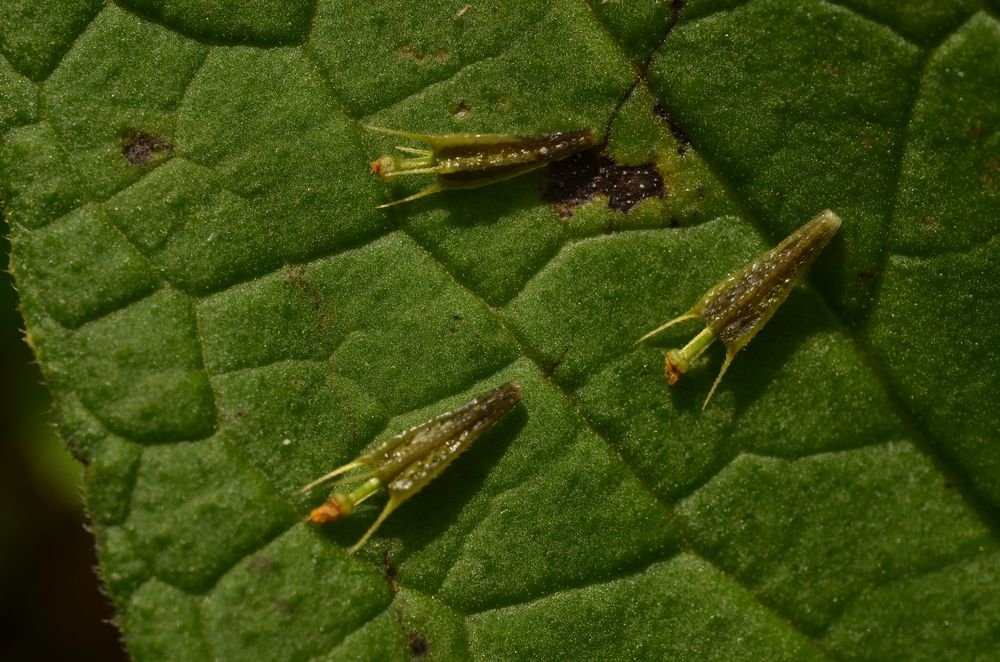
[284, 265, 332, 331]
[121, 131, 173, 166]
[408, 632, 429, 657]
[381, 548, 399, 593]
[543, 148, 664, 216]
[855, 269, 877, 285]
[62, 432, 92, 466]
[652, 103, 691, 157]
[449, 98, 471, 119]
[542, 346, 570, 378]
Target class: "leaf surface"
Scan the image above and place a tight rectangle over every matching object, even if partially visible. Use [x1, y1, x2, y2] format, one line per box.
[2, 1, 998, 659]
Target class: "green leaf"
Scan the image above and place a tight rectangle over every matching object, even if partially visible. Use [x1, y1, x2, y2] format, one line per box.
[3, 1, 998, 659]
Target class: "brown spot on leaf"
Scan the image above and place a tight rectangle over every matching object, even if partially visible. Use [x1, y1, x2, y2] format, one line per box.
[542, 346, 570, 378]
[969, 122, 982, 140]
[398, 44, 423, 61]
[824, 61, 840, 77]
[409, 633, 429, 657]
[381, 548, 400, 593]
[450, 99, 471, 119]
[855, 270, 877, 285]
[652, 103, 691, 156]
[921, 214, 939, 228]
[382, 549, 397, 580]
[285, 265, 331, 330]
[63, 434, 91, 466]
[122, 131, 172, 165]
[544, 149, 664, 216]
[397, 44, 442, 63]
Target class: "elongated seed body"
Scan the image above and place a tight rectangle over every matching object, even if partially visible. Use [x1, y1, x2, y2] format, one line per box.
[637, 210, 842, 408]
[301, 381, 523, 553]
[368, 126, 597, 207]
[697, 209, 842, 354]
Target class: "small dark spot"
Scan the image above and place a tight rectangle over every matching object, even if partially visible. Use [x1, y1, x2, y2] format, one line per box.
[824, 61, 840, 77]
[861, 132, 875, 150]
[381, 549, 400, 593]
[944, 481, 954, 489]
[122, 131, 172, 165]
[969, 122, 982, 140]
[285, 265, 331, 329]
[542, 346, 570, 378]
[544, 149, 664, 215]
[921, 214, 939, 228]
[409, 633, 429, 657]
[396, 44, 427, 62]
[652, 103, 691, 156]
[448, 313, 465, 335]
[450, 99, 471, 119]
[855, 270, 877, 285]
[668, 217, 680, 228]
[671, 0, 686, 22]
[382, 552, 397, 580]
[435, 50, 448, 62]
[63, 434, 91, 466]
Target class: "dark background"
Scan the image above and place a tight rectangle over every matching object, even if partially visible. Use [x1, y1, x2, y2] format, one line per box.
[1, 217, 126, 660]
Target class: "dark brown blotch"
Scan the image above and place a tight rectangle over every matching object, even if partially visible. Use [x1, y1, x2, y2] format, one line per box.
[544, 149, 664, 216]
[409, 633, 429, 657]
[122, 131, 173, 166]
